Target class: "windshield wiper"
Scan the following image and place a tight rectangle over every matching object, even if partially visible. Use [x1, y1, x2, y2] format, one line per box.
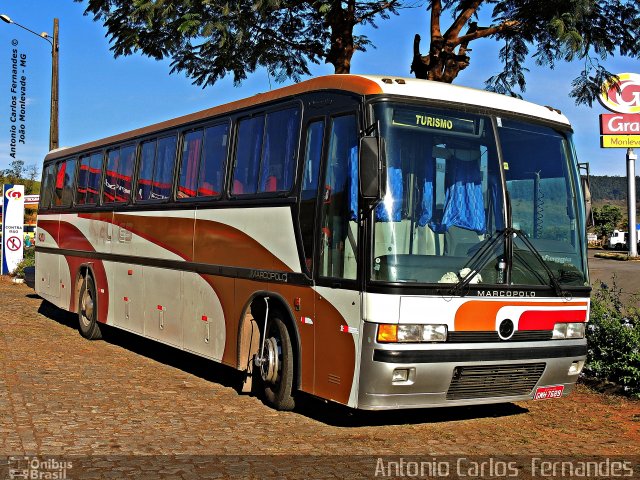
[446, 228, 512, 297]
[511, 229, 567, 298]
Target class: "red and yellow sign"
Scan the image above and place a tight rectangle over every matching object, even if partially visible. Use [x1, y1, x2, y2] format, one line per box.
[600, 113, 640, 134]
[598, 73, 640, 114]
[599, 73, 640, 148]
[601, 135, 640, 148]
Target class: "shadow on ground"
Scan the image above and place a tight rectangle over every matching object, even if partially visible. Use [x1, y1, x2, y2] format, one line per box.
[36, 299, 529, 427]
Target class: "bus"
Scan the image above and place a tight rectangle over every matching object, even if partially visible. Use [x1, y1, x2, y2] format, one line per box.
[35, 75, 590, 411]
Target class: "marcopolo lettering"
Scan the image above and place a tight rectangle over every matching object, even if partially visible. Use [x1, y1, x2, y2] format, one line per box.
[477, 290, 536, 297]
[250, 270, 288, 283]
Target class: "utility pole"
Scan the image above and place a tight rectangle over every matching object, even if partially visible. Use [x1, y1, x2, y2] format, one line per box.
[49, 18, 59, 151]
[627, 148, 637, 257]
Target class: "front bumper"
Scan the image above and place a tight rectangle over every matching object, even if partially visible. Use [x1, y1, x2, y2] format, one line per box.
[357, 322, 586, 410]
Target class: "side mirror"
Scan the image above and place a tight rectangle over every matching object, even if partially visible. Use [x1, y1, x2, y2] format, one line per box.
[359, 135, 386, 202]
[578, 162, 594, 227]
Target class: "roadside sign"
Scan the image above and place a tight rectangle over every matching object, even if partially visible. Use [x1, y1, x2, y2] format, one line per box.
[6, 236, 21, 251]
[599, 73, 640, 149]
[600, 113, 640, 134]
[601, 135, 640, 148]
[598, 73, 640, 114]
[1, 184, 25, 275]
[24, 195, 39, 207]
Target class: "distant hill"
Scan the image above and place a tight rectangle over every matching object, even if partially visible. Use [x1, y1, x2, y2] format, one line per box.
[590, 175, 640, 202]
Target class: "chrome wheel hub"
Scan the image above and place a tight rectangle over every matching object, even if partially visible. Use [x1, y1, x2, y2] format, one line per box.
[81, 290, 94, 328]
[260, 337, 280, 384]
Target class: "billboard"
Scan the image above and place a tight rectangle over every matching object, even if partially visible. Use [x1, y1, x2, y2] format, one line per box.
[599, 73, 640, 148]
[1, 184, 25, 275]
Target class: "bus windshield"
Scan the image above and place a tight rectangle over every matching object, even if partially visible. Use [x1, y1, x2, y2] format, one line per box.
[370, 103, 588, 287]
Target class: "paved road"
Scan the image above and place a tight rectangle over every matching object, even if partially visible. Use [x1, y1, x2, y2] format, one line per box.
[588, 249, 640, 306]
[0, 278, 639, 478]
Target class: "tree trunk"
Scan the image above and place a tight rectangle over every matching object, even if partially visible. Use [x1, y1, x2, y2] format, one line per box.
[411, 33, 470, 83]
[324, 3, 355, 74]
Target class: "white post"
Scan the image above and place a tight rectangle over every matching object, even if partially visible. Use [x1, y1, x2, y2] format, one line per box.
[627, 148, 637, 257]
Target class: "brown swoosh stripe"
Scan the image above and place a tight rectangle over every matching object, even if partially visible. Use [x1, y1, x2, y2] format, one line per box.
[39, 219, 110, 323]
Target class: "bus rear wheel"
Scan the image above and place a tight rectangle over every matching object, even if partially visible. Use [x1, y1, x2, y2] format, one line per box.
[259, 315, 295, 411]
[78, 275, 102, 340]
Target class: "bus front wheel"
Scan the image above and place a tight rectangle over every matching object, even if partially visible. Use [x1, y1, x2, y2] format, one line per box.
[78, 275, 102, 340]
[259, 315, 295, 411]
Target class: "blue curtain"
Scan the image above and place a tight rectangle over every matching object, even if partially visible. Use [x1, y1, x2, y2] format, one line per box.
[349, 146, 358, 221]
[439, 159, 486, 234]
[417, 161, 435, 227]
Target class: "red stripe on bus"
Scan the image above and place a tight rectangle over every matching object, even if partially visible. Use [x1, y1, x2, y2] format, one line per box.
[518, 310, 587, 331]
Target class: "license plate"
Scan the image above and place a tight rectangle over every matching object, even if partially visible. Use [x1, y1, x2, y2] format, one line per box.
[534, 385, 565, 400]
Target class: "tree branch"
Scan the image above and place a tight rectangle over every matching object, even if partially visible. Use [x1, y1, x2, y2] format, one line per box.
[443, 0, 482, 41]
[455, 19, 520, 45]
[430, 0, 442, 39]
[355, 1, 399, 24]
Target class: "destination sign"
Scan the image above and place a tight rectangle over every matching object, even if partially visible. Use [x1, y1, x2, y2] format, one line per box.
[393, 110, 478, 135]
[600, 135, 640, 148]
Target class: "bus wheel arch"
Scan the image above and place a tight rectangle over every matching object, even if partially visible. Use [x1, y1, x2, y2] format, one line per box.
[73, 264, 94, 314]
[77, 267, 102, 340]
[237, 292, 300, 410]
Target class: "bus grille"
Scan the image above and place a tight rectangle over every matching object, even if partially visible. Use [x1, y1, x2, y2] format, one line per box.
[446, 363, 546, 400]
[447, 331, 552, 343]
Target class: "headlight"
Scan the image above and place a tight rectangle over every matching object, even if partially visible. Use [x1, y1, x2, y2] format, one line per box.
[552, 322, 585, 339]
[566, 322, 585, 339]
[377, 324, 448, 343]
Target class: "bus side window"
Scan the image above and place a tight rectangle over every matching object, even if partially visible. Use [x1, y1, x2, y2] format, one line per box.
[259, 107, 300, 193]
[76, 155, 90, 205]
[152, 136, 177, 200]
[299, 120, 324, 273]
[86, 152, 103, 205]
[56, 158, 77, 208]
[117, 145, 135, 203]
[178, 129, 204, 198]
[40, 164, 56, 209]
[198, 123, 228, 197]
[137, 140, 156, 201]
[319, 114, 358, 280]
[103, 148, 120, 203]
[233, 115, 265, 195]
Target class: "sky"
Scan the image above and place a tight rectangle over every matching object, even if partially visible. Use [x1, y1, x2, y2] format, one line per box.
[0, 1, 638, 178]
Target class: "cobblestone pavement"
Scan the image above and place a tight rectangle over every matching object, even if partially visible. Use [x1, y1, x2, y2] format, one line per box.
[1, 278, 639, 478]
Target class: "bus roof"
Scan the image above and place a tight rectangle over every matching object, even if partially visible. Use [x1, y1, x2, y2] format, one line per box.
[45, 74, 570, 162]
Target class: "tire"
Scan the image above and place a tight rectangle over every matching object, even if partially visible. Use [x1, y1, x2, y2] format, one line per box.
[78, 275, 102, 340]
[260, 314, 295, 411]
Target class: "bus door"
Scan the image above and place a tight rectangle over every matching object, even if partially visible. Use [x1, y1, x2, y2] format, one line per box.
[313, 104, 362, 404]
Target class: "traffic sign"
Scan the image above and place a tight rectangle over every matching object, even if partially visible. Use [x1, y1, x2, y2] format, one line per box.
[6, 236, 21, 251]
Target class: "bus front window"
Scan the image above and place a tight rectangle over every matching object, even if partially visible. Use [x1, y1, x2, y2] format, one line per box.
[498, 119, 588, 286]
[371, 104, 504, 284]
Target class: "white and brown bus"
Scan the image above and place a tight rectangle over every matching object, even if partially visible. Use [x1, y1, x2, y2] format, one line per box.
[36, 75, 590, 410]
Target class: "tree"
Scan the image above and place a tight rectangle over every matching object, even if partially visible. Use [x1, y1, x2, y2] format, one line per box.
[77, 1, 639, 105]
[411, 1, 640, 105]
[77, 0, 403, 85]
[24, 164, 40, 195]
[593, 204, 623, 238]
[3, 159, 24, 185]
